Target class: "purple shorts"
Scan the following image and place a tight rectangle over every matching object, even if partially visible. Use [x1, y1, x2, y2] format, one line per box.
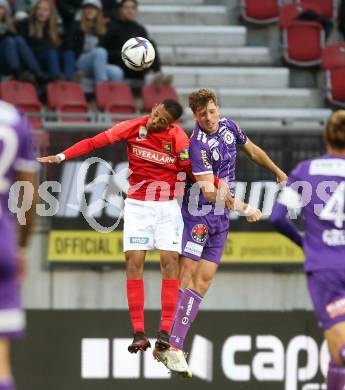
[181, 207, 229, 264]
[0, 238, 25, 338]
[307, 270, 345, 330]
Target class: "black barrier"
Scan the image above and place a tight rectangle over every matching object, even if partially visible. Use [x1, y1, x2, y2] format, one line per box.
[41, 131, 324, 265]
[12, 310, 326, 390]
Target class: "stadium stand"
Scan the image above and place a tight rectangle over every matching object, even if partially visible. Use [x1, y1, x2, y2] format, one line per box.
[141, 83, 179, 112]
[46, 81, 89, 122]
[279, 3, 325, 67]
[240, 0, 281, 24]
[296, 0, 338, 20]
[323, 43, 345, 107]
[96, 82, 136, 114]
[0, 80, 43, 129]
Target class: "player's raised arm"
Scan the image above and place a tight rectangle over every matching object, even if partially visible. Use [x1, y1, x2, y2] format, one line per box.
[242, 138, 287, 183]
[37, 117, 140, 164]
[37, 131, 112, 164]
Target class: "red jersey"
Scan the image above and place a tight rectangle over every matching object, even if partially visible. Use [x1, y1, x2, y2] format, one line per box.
[105, 116, 190, 201]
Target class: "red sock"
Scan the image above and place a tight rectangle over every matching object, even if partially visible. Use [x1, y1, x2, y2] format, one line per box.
[126, 279, 144, 334]
[160, 279, 179, 333]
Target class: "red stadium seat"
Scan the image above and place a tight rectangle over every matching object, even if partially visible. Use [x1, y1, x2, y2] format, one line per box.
[325, 67, 345, 107]
[280, 4, 325, 66]
[141, 84, 179, 113]
[0, 80, 43, 129]
[47, 81, 89, 122]
[322, 43, 345, 69]
[297, 0, 337, 19]
[241, 0, 281, 24]
[96, 82, 136, 114]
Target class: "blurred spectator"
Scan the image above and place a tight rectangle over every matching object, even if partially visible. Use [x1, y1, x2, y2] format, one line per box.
[296, 9, 333, 39]
[16, 0, 74, 80]
[0, 0, 39, 81]
[57, 0, 82, 30]
[103, 0, 172, 85]
[339, 0, 345, 39]
[101, 0, 118, 22]
[63, 0, 124, 84]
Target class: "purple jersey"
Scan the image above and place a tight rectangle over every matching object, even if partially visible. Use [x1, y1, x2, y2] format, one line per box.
[182, 117, 247, 213]
[0, 101, 35, 338]
[0, 101, 36, 229]
[181, 117, 247, 263]
[278, 154, 345, 271]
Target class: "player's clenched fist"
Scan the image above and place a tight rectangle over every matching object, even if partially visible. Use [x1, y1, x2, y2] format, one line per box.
[37, 155, 63, 164]
[245, 208, 262, 223]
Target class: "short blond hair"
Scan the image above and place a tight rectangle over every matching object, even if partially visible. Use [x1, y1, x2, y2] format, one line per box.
[325, 110, 345, 150]
[188, 88, 218, 114]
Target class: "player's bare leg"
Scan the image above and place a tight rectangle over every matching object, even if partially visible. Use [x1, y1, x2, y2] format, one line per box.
[324, 321, 345, 389]
[125, 250, 151, 353]
[0, 339, 14, 390]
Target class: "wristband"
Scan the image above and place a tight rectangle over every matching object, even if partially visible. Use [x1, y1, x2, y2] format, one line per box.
[214, 176, 220, 189]
[56, 153, 66, 161]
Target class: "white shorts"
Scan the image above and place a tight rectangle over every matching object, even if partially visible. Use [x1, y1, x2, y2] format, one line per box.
[123, 198, 184, 253]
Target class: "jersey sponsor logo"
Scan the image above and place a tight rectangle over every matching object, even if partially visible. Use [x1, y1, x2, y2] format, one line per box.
[129, 237, 149, 244]
[184, 240, 203, 256]
[310, 159, 345, 177]
[131, 145, 176, 165]
[223, 131, 234, 145]
[179, 148, 189, 161]
[137, 126, 147, 140]
[191, 224, 208, 244]
[326, 297, 345, 319]
[201, 149, 212, 169]
[162, 141, 172, 154]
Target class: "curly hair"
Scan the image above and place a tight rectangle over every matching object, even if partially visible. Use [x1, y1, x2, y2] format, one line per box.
[326, 110, 345, 150]
[188, 88, 218, 113]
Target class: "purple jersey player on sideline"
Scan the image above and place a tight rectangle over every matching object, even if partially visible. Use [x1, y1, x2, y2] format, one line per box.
[0, 101, 37, 390]
[270, 110, 345, 390]
[155, 89, 287, 376]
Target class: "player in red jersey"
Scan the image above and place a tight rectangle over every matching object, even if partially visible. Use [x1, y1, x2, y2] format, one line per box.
[38, 99, 193, 353]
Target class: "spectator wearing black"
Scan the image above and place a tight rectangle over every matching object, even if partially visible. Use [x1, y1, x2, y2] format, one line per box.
[0, 0, 39, 81]
[63, 0, 124, 84]
[16, 0, 74, 80]
[103, 0, 172, 84]
[296, 9, 333, 39]
[57, 0, 83, 30]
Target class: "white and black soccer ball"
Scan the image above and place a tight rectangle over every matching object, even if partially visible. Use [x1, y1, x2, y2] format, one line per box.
[121, 37, 155, 72]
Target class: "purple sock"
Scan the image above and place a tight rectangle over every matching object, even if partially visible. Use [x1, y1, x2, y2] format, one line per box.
[327, 359, 345, 390]
[0, 378, 15, 390]
[170, 288, 202, 350]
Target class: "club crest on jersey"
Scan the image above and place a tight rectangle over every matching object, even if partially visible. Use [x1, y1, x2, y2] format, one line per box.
[162, 141, 172, 154]
[191, 224, 208, 244]
[138, 126, 147, 139]
[223, 132, 234, 145]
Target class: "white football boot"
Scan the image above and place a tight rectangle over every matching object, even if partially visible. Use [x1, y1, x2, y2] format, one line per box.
[155, 346, 192, 378]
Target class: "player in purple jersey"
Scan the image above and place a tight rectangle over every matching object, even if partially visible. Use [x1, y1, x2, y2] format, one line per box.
[270, 110, 345, 390]
[155, 89, 287, 376]
[0, 101, 37, 390]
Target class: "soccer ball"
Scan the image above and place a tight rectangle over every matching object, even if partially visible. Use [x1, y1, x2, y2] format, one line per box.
[121, 37, 155, 71]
